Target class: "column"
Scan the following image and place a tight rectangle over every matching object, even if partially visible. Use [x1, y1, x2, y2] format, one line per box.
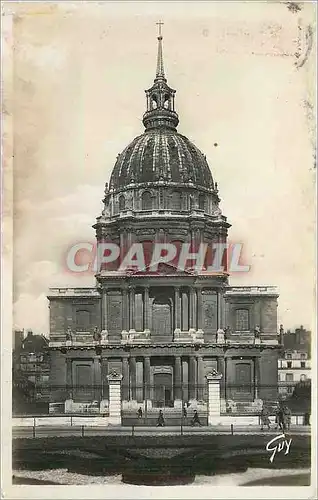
[93, 358, 101, 402]
[225, 357, 229, 400]
[101, 358, 108, 401]
[197, 356, 204, 400]
[144, 286, 150, 331]
[218, 357, 226, 399]
[122, 357, 129, 401]
[107, 372, 123, 425]
[181, 290, 189, 331]
[119, 231, 125, 265]
[174, 356, 182, 407]
[65, 358, 73, 412]
[196, 288, 203, 332]
[206, 372, 223, 425]
[65, 358, 72, 412]
[129, 287, 135, 331]
[188, 356, 197, 401]
[122, 289, 129, 332]
[103, 290, 108, 331]
[254, 357, 260, 400]
[217, 291, 221, 329]
[174, 287, 181, 334]
[144, 356, 151, 407]
[259, 299, 263, 332]
[221, 291, 226, 328]
[189, 288, 196, 331]
[130, 356, 136, 400]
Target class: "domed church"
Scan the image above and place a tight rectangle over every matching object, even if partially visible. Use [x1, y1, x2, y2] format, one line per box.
[48, 28, 281, 421]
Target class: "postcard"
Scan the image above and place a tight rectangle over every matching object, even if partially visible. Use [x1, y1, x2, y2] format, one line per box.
[1, 1, 316, 499]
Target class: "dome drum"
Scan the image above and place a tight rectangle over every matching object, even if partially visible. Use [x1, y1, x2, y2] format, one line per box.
[102, 185, 221, 218]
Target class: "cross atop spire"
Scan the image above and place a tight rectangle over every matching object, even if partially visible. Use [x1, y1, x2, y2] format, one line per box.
[156, 19, 164, 38]
[143, 22, 179, 131]
[155, 20, 165, 79]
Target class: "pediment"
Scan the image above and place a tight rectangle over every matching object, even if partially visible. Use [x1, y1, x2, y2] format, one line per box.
[126, 262, 195, 276]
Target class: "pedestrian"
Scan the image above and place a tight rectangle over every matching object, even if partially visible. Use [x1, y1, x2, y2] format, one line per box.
[191, 409, 202, 427]
[275, 404, 286, 432]
[183, 404, 187, 418]
[283, 405, 291, 431]
[260, 405, 271, 431]
[137, 406, 143, 419]
[157, 409, 165, 427]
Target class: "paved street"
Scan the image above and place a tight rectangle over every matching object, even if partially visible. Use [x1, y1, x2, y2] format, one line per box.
[12, 424, 311, 439]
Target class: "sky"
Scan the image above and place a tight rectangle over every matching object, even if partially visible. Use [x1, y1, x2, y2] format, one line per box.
[7, 1, 316, 335]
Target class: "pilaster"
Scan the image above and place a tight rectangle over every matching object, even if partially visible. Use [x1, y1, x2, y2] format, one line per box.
[107, 371, 123, 425]
[206, 370, 223, 425]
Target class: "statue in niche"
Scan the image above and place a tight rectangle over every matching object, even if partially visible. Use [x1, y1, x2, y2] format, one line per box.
[216, 328, 225, 344]
[101, 330, 108, 342]
[93, 326, 102, 342]
[279, 324, 284, 343]
[66, 327, 73, 341]
[254, 325, 261, 338]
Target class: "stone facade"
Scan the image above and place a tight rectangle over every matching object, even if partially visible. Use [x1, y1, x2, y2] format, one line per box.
[48, 33, 281, 417]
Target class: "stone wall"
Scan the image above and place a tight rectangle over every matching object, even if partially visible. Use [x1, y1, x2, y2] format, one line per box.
[49, 297, 101, 337]
[259, 349, 279, 401]
[225, 295, 278, 334]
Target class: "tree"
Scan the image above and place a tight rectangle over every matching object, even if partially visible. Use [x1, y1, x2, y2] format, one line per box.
[287, 379, 311, 413]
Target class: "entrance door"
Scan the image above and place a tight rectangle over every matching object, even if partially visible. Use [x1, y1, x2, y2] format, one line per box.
[153, 373, 173, 407]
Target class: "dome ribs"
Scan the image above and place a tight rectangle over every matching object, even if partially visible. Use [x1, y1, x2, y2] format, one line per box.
[160, 132, 171, 180]
[109, 131, 214, 190]
[142, 134, 155, 182]
[138, 134, 151, 182]
[179, 135, 196, 183]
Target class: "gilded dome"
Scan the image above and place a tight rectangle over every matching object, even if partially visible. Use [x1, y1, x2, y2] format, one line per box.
[109, 129, 214, 190]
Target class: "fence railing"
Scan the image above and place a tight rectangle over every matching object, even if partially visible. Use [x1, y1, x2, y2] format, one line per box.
[12, 414, 311, 439]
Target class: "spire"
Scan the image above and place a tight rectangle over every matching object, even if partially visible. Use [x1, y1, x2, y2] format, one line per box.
[142, 22, 179, 131]
[155, 20, 165, 80]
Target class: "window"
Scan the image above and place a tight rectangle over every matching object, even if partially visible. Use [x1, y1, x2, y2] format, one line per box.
[300, 361, 306, 368]
[300, 353, 306, 359]
[119, 195, 125, 212]
[170, 191, 182, 210]
[300, 374, 307, 381]
[235, 309, 249, 332]
[76, 309, 90, 332]
[198, 193, 206, 210]
[287, 361, 292, 368]
[286, 373, 294, 382]
[286, 353, 292, 359]
[142, 191, 152, 210]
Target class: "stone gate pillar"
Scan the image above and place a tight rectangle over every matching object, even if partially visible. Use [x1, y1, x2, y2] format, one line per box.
[206, 370, 223, 425]
[107, 371, 123, 425]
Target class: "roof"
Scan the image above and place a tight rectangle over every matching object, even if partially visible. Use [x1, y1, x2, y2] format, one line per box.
[109, 129, 214, 191]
